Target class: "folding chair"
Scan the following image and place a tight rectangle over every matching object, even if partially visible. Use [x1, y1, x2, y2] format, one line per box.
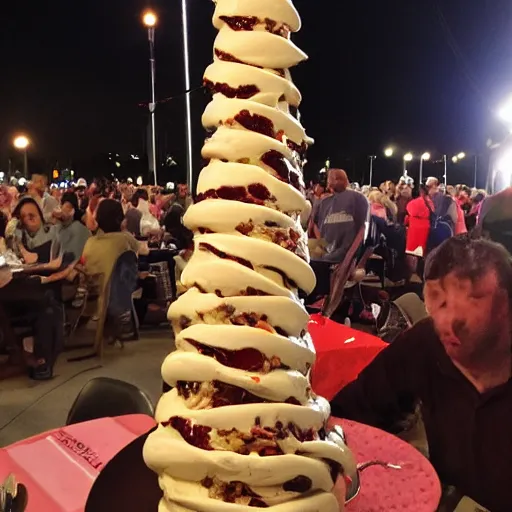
[322, 223, 368, 319]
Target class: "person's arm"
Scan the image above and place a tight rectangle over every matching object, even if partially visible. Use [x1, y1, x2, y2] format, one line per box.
[138, 240, 150, 256]
[330, 320, 431, 432]
[17, 242, 39, 264]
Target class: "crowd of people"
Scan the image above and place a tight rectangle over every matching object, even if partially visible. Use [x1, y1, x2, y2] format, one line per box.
[0, 168, 508, 385]
[0, 175, 194, 380]
[305, 169, 493, 299]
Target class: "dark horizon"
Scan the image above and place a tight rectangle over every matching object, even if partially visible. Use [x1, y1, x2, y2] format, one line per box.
[1, 0, 511, 187]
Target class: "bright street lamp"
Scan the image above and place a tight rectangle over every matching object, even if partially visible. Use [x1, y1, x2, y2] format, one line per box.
[403, 152, 413, 174]
[419, 152, 431, 184]
[498, 96, 512, 130]
[142, 10, 158, 185]
[13, 135, 29, 150]
[457, 152, 466, 160]
[452, 156, 458, 163]
[142, 11, 157, 27]
[13, 135, 30, 177]
[384, 148, 394, 157]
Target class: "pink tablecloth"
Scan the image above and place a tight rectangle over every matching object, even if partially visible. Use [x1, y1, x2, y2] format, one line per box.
[332, 418, 441, 511]
[0, 414, 156, 512]
[309, 313, 387, 400]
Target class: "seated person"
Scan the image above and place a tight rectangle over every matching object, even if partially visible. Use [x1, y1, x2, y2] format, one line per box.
[0, 263, 64, 381]
[162, 204, 194, 295]
[331, 236, 512, 512]
[83, 199, 147, 281]
[54, 192, 91, 261]
[12, 196, 59, 263]
[308, 168, 368, 300]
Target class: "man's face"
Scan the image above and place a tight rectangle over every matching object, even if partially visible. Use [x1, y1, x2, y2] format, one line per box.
[178, 184, 188, 198]
[424, 270, 509, 367]
[32, 175, 47, 193]
[327, 170, 348, 194]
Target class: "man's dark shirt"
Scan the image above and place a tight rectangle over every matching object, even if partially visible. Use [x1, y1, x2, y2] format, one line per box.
[331, 318, 512, 512]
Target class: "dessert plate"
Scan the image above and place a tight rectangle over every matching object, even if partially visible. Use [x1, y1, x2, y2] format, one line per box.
[331, 419, 441, 511]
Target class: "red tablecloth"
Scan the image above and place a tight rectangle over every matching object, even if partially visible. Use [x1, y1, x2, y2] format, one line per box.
[0, 415, 155, 512]
[0, 414, 440, 511]
[309, 313, 387, 400]
[333, 418, 441, 511]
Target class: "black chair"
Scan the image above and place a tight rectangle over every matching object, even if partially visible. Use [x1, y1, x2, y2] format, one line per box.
[66, 377, 155, 425]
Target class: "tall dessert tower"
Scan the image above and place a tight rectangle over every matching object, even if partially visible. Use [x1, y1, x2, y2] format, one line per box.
[144, 0, 356, 510]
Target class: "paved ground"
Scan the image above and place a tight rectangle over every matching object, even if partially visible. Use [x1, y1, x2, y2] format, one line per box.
[0, 326, 174, 447]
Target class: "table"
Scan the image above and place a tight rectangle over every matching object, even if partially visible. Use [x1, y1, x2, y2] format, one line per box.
[309, 313, 387, 400]
[2, 415, 442, 511]
[0, 415, 155, 512]
[332, 418, 441, 511]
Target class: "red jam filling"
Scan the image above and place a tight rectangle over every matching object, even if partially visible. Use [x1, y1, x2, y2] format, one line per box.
[234, 110, 275, 138]
[219, 15, 291, 39]
[186, 339, 287, 373]
[204, 79, 260, 100]
[196, 184, 273, 206]
[198, 242, 254, 270]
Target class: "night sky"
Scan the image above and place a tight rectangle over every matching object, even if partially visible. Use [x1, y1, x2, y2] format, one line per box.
[1, 0, 512, 186]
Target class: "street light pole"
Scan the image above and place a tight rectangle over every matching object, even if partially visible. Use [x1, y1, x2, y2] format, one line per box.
[143, 11, 158, 186]
[23, 149, 28, 177]
[419, 152, 430, 185]
[443, 154, 448, 186]
[368, 155, 376, 187]
[474, 154, 478, 188]
[182, 0, 194, 190]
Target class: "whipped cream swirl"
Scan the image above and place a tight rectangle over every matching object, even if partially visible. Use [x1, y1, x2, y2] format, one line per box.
[143, 1, 356, 510]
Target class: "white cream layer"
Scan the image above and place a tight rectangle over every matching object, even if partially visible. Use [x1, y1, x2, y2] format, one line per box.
[203, 96, 306, 146]
[204, 61, 301, 107]
[169, 287, 308, 337]
[197, 160, 307, 214]
[162, 352, 310, 404]
[155, 390, 330, 430]
[188, 233, 316, 294]
[214, 28, 307, 69]
[184, 199, 296, 234]
[158, 486, 340, 512]
[202, 127, 300, 176]
[145, 426, 333, 489]
[175, 324, 314, 374]
[181, 264, 294, 300]
[213, 0, 302, 32]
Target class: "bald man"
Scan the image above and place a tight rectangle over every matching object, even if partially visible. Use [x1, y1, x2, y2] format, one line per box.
[309, 169, 368, 300]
